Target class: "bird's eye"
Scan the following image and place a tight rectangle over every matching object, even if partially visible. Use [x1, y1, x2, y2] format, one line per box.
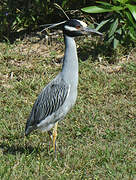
[76, 25, 81, 29]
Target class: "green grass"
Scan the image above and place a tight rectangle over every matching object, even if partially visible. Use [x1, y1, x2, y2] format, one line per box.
[0, 39, 136, 180]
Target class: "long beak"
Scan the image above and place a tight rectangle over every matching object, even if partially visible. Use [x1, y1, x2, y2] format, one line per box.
[83, 27, 103, 36]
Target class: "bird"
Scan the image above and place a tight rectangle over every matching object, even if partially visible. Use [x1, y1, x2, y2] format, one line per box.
[25, 19, 102, 153]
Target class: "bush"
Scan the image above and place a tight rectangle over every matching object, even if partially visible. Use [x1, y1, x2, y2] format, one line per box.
[82, 0, 136, 48]
[0, 0, 55, 40]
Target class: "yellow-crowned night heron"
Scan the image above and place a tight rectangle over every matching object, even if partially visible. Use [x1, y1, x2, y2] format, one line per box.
[25, 19, 102, 153]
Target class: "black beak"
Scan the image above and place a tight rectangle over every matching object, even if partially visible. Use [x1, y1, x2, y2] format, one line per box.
[83, 27, 103, 36]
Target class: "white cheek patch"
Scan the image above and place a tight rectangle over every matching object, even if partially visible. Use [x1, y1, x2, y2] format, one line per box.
[64, 25, 78, 31]
[76, 20, 87, 28]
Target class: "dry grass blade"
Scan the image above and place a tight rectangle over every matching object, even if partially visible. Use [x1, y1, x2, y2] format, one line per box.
[54, 3, 70, 20]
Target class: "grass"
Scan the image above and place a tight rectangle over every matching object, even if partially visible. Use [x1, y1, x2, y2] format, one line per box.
[0, 37, 136, 180]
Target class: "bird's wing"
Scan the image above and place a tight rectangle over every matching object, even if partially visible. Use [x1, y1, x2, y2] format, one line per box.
[25, 79, 69, 132]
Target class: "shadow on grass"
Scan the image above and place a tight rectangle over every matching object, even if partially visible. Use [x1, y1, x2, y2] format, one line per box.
[0, 133, 49, 156]
[0, 142, 37, 155]
[78, 39, 116, 63]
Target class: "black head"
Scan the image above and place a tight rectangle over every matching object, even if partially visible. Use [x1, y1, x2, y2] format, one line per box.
[63, 19, 102, 37]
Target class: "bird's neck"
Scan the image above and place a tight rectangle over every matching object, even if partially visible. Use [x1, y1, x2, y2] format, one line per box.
[61, 35, 78, 84]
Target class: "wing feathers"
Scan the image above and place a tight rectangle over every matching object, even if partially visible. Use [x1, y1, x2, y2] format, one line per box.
[25, 79, 69, 135]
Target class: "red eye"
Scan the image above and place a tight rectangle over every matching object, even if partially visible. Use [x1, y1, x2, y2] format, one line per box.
[76, 25, 81, 29]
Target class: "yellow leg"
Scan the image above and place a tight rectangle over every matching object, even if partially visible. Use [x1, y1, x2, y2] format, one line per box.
[53, 122, 58, 153]
[48, 131, 52, 151]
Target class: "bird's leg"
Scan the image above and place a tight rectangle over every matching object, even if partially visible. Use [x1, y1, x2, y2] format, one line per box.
[53, 122, 58, 153]
[48, 131, 52, 152]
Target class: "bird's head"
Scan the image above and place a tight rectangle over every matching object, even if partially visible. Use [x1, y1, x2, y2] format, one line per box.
[63, 19, 102, 37]
[41, 19, 102, 37]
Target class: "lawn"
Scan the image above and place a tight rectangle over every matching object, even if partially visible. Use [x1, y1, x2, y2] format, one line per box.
[0, 35, 136, 179]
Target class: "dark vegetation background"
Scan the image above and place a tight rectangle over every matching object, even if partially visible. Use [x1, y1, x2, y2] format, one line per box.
[1, 0, 136, 50]
[0, 0, 109, 41]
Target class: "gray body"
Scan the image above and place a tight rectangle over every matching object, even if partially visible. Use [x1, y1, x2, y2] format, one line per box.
[25, 35, 78, 135]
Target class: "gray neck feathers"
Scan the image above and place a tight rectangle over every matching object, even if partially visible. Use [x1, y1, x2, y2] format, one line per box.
[61, 35, 78, 85]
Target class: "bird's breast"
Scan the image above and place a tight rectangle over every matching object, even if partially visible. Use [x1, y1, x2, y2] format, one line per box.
[65, 84, 78, 110]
